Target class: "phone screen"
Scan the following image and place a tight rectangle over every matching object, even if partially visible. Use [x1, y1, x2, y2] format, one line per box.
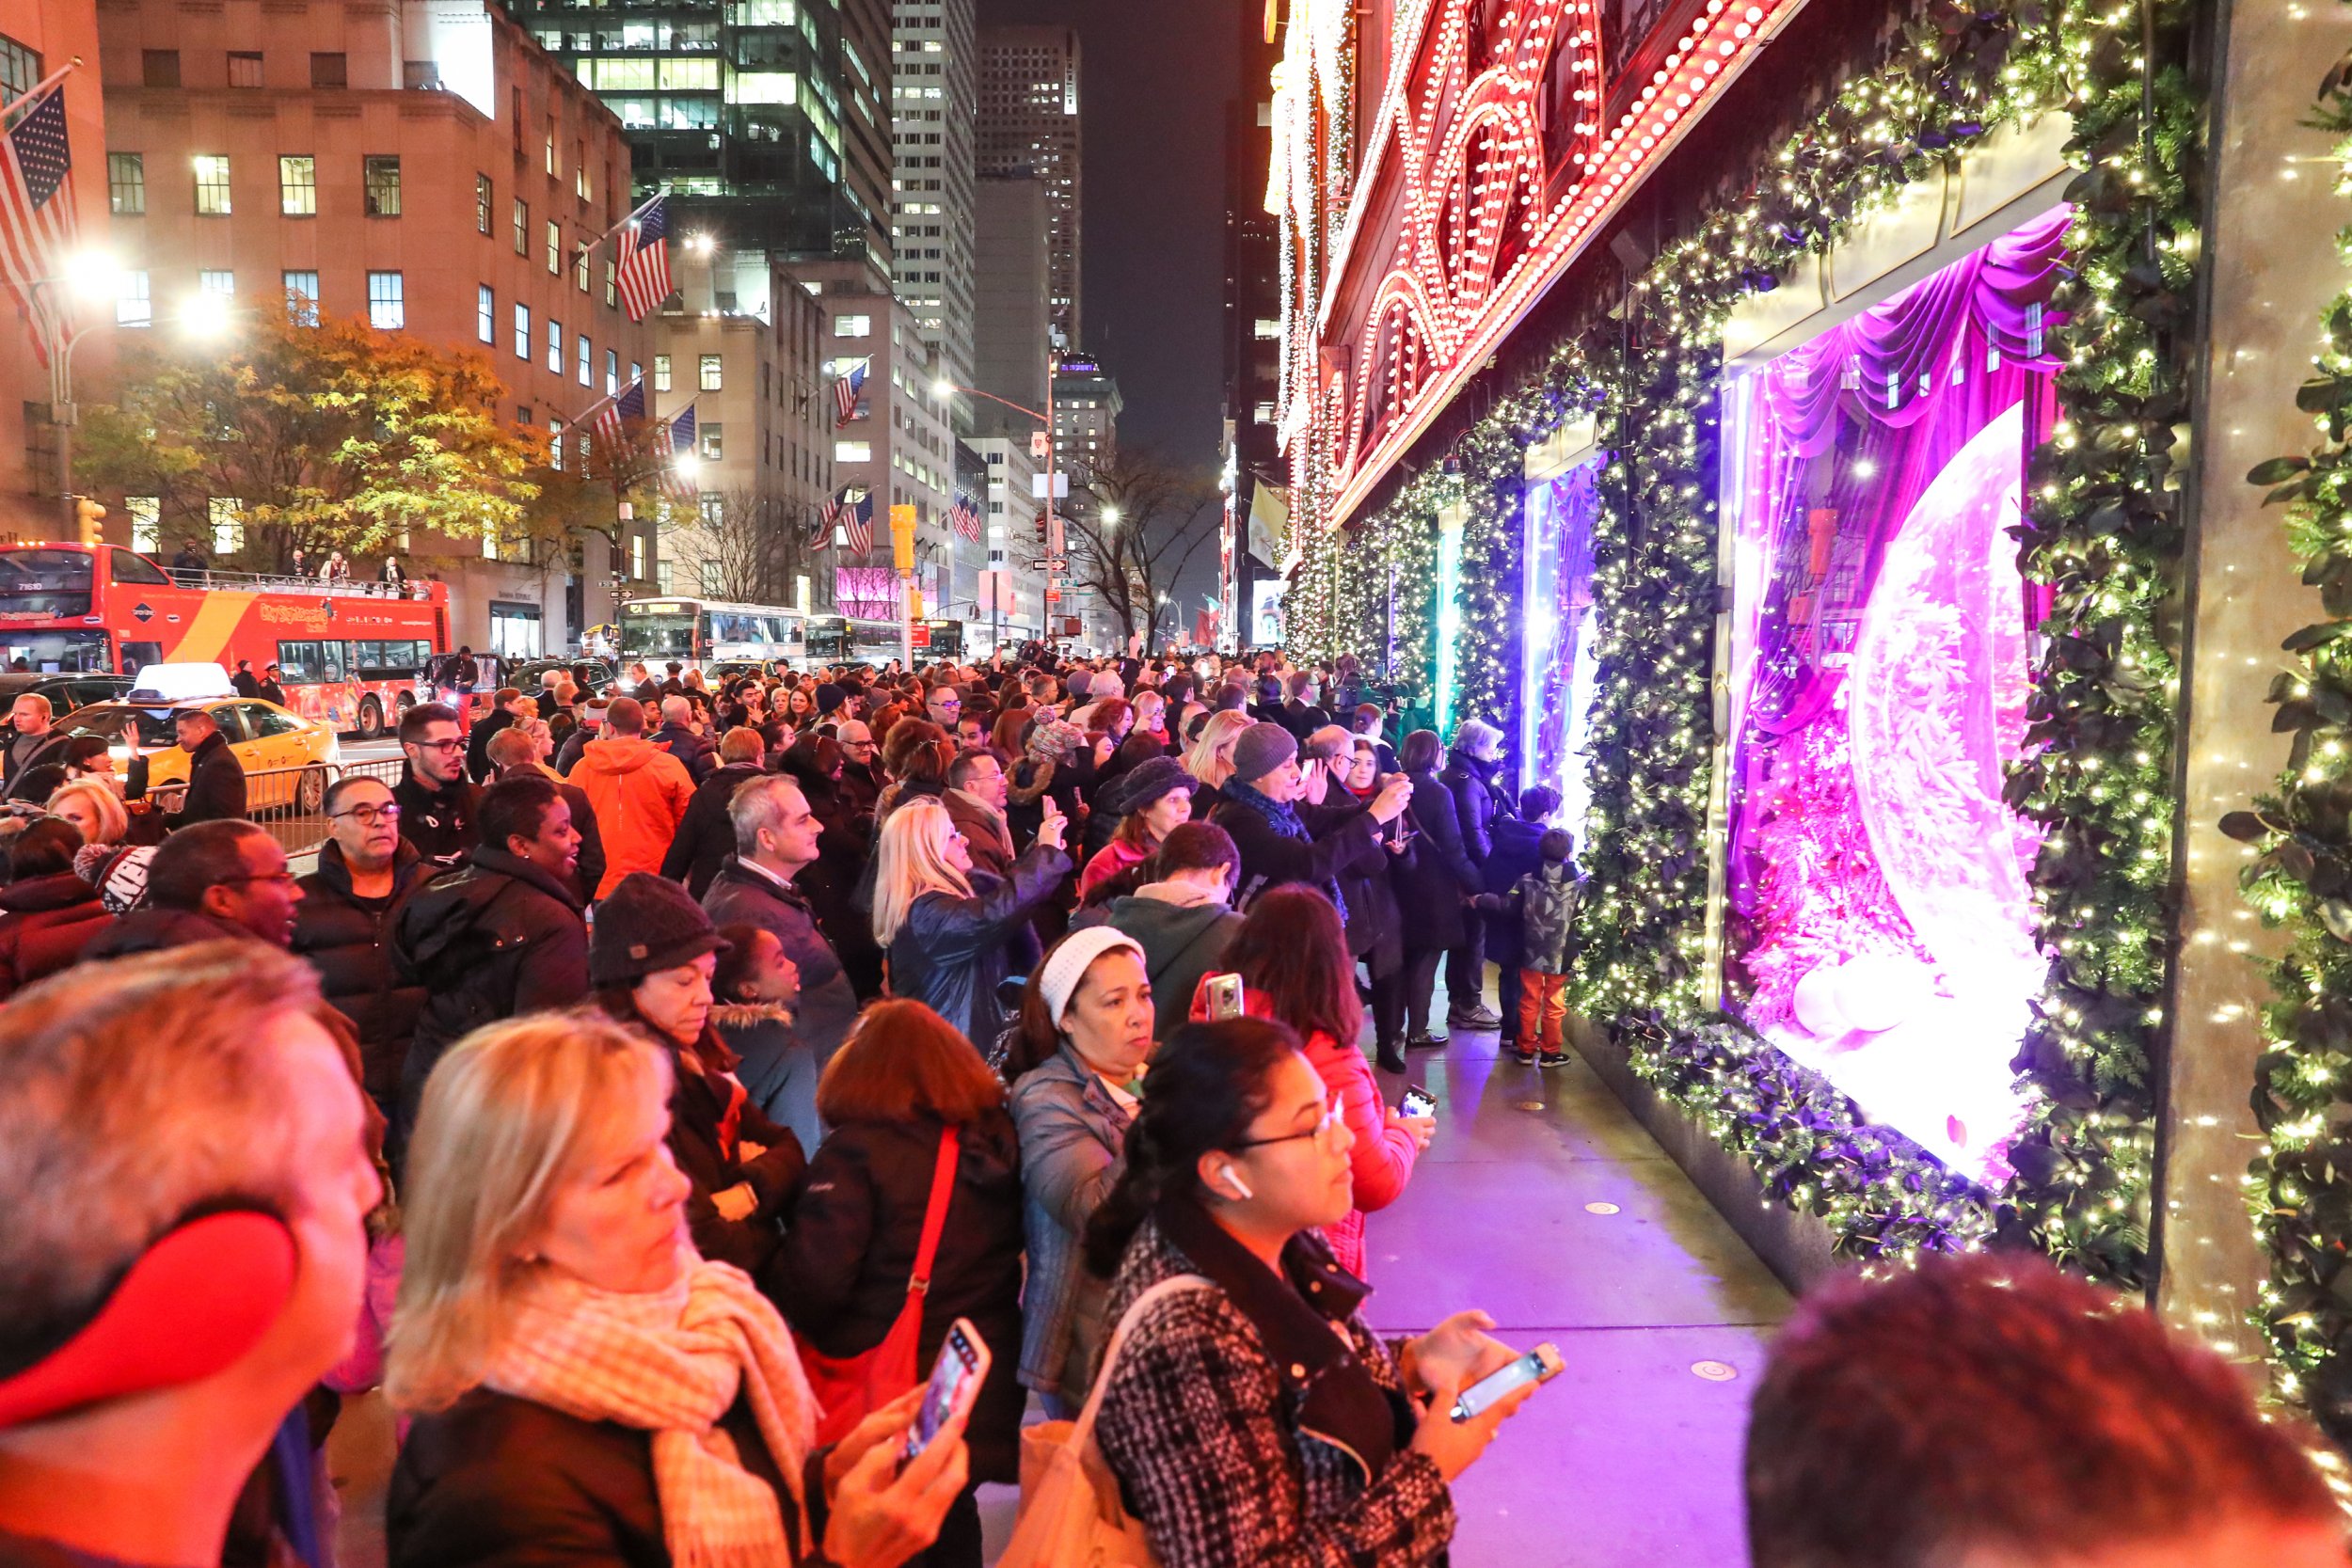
[904, 1323, 986, 1463]
[1450, 1344, 1561, 1421]
[1204, 974, 1245, 1020]
[1402, 1086, 1437, 1118]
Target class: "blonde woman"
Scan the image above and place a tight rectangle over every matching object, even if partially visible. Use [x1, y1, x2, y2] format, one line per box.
[873, 795, 1070, 1044]
[385, 1012, 967, 1568]
[46, 777, 128, 847]
[1183, 708, 1256, 795]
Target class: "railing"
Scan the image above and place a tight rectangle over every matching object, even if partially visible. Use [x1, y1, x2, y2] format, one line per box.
[212, 757, 407, 858]
[159, 568, 433, 600]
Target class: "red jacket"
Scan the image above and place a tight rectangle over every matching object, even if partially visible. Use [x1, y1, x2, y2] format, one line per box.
[0, 871, 114, 997]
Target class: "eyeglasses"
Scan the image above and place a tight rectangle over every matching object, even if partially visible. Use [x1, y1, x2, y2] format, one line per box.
[1229, 1098, 1345, 1151]
[331, 803, 403, 824]
[409, 737, 466, 753]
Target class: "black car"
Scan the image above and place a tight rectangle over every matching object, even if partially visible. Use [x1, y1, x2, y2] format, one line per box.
[508, 657, 616, 695]
[0, 672, 135, 722]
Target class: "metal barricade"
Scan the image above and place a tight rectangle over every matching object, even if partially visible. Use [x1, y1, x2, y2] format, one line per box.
[232, 757, 407, 858]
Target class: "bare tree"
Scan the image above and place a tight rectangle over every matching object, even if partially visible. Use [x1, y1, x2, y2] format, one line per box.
[1062, 448, 1220, 647]
[666, 484, 828, 604]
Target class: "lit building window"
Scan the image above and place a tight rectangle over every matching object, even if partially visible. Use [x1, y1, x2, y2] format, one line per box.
[115, 271, 150, 327]
[366, 271, 405, 329]
[699, 354, 723, 390]
[108, 153, 144, 215]
[363, 155, 401, 217]
[194, 154, 231, 214]
[476, 284, 494, 344]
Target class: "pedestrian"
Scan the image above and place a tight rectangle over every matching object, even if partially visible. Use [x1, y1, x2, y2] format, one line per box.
[45, 775, 129, 856]
[487, 721, 607, 903]
[83, 819, 299, 957]
[872, 796, 1070, 1046]
[835, 720, 883, 816]
[774, 1000, 1025, 1568]
[0, 944, 382, 1568]
[1338, 738, 1417, 1069]
[0, 817, 112, 996]
[230, 657, 261, 698]
[593, 872, 807, 1275]
[391, 702, 480, 867]
[1, 693, 62, 793]
[1082, 1018, 1532, 1567]
[121, 706, 246, 829]
[1225, 886, 1431, 1276]
[663, 727, 769, 896]
[553, 696, 604, 775]
[1352, 702, 1398, 774]
[449, 644, 479, 712]
[942, 748, 1016, 882]
[1438, 719, 1512, 1034]
[1181, 708, 1255, 799]
[1394, 728, 1482, 1050]
[710, 921, 816, 1153]
[1077, 755, 1195, 905]
[389, 774, 590, 1141]
[1100, 820, 1244, 1044]
[463, 686, 532, 784]
[1000, 928, 1154, 1415]
[654, 694, 719, 784]
[1208, 721, 1408, 911]
[706, 774, 864, 1087]
[386, 1012, 968, 1568]
[570, 696, 695, 899]
[256, 664, 289, 707]
[292, 775, 428, 1118]
[1481, 785, 1557, 1062]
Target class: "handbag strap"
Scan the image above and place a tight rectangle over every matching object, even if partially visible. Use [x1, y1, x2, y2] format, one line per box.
[1069, 1273, 1214, 1447]
[906, 1125, 962, 1295]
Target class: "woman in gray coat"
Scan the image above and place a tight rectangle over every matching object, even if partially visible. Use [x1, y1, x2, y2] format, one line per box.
[1003, 927, 1158, 1414]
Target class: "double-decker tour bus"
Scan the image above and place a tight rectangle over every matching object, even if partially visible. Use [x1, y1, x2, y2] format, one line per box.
[0, 544, 450, 737]
[620, 597, 808, 674]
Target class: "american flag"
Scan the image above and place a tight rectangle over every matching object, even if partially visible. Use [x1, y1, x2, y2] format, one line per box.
[833, 360, 867, 425]
[842, 490, 875, 556]
[594, 377, 644, 449]
[1, 83, 80, 369]
[814, 488, 848, 548]
[661, 405, 698, 500]
[613, 195, 672, 321]
[946, 491, 981, 543]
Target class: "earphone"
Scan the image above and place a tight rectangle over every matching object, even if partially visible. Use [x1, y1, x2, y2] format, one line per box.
[1220, 1165, 1254, 1201]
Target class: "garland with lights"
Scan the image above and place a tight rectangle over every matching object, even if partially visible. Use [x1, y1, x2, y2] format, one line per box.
[2237, 31, 2352, 1447]
[1284, 0, 2200, 1272]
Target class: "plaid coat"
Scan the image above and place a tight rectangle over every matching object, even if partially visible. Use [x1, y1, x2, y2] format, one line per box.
[1092, 1216, 1455, 1568]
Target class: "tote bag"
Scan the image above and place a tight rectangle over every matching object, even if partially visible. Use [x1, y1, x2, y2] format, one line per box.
[794, 1125, 961, 1447]
[996, 1274, 1213, 1568]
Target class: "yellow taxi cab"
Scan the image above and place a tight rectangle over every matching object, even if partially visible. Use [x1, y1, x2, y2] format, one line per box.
[55, 663, 343, 814]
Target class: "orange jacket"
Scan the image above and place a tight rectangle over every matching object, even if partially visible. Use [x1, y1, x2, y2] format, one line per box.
[570, 736, 694, 898]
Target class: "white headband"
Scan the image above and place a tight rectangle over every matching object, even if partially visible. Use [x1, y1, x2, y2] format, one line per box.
[1039, 927, 1147, 1028]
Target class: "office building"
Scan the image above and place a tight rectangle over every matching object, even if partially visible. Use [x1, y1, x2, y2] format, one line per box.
[507, 0, 894, 266]
[891, 0, 974, 392]
[94, 0, 657, 654]
[965, 430, 1045, 653]
[976, 24, 1078, 347]
[1222, 0, 1282, 640]
[971, 173, 1050, 438]
[1052, 356, 1120, 473]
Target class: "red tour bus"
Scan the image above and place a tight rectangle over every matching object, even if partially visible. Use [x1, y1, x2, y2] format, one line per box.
[0, 543, 450, 737]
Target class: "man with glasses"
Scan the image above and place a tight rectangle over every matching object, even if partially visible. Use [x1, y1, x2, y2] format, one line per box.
[834, 719, 882, 817]
[924, 682, 963, 732]
[293, 776, 427, 1118]
[393, 702, 479, 867]
[83, 819, 304, 957]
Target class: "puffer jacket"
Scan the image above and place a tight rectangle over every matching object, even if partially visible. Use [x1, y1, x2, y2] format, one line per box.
[1300, 1025, 1418, 1279]
[712, 1000, 820, 1157]
[291, 839, 430, 1116]
[1103, 884, 1244, 1043]
[569, 736, 694, 898]
[660, 760, 767, 896]
[0, 870, 113, 996]
[81, 906, 253, 958]
[652, 720, 717, 784]
[884, 843, 1071, 1045]
[1515, 860, 1582, 974]
[1440, 751, 1513, 866]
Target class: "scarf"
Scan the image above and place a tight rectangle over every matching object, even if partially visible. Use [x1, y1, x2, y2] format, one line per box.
[484, 1253, 818, 1568]
[1220, 779, 1347, 923]
[949, 786, 1013, 854]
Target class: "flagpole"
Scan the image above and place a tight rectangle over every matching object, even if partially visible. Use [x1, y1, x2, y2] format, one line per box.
[0, 57, 80, 124]
[572, 186, 666, 266]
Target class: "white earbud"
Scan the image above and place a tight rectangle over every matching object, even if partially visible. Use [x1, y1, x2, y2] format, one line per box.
[1220, 1165, 1254, 1201]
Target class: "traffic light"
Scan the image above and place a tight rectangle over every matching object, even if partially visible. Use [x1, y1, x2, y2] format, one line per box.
[72, 497, 105, 547]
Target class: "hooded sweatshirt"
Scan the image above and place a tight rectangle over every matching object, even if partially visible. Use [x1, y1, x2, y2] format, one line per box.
[569, 736, 694, 898]
[1104, 880, 1244, 1043]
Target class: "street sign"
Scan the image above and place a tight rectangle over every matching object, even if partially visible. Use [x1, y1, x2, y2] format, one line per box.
[1043, 556, 1068, 571]
[1030, 473, 1070, 499]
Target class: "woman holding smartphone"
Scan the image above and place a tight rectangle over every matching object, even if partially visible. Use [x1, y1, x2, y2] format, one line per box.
[1081, 1018, 1532, 1568]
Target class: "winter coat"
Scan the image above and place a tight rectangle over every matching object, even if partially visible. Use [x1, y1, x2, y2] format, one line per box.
[81, 907, 254, 959]
[393, 768, 481, 868]
[1479, 816, 1548, 966]
[944, 789, 1016, 883]
[640, 1024, 807, 1278]
[1208, 790, 1385, 912]
[834, 758, 882, 818]
[773, 1110, 1025, 1483]
[1315, 789, 1407, 974]
[1393, 768, 1479, 951]
[548, 776, 607, 907]
[552, 724, 593, 778]
[1440, 752, 1513, 867]
[660, 761, 765, 897]
[713, 1001, 820, 1157]
[1103, 884, 1243, 1042]
[884, 844, 1071, 1045]
[1008, 1044, 1132, 1404]
[291, 840, 430, 1115]
[702, 857, 860, 1072]
[388, 1387, 825, 1568]
[1076, 834, 1152, 904]
[0, 870, 112, 995]
[463, 709, 516, 784]
[569, 736, 694, 898]
[389, 847, 590, 1136]
[126, 730, 245, 828]
[651, 721, 716, 784]
[1300, 1026, 1418, 1279]
[1512, 861, 1582, 974]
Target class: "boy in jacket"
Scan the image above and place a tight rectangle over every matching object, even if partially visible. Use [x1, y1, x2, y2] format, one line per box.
[1481, 829, 1581, 1068]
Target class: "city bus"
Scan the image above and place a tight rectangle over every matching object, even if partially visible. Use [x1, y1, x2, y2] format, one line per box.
[803, 613, 937, 668]
[619, 597, 808, 673]
[0, 544, 450, 737]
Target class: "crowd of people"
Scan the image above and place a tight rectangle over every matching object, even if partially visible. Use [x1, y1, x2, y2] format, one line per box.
[0, 645, 2340, 1568]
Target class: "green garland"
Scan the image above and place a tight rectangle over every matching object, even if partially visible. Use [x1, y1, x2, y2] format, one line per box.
[1280, 0, 2201, 1273]
[2240, 23, 2352, 1447]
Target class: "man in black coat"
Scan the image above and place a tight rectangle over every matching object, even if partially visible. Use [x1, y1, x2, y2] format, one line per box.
[1438, 719, 1513, 1032]
[1206, 721, 1411, 909]
[702, 774, 861, 1074]
[389, 775, 589, 1147]
[652, 695, 718, 784]
[393, 702, 480, 867]
[1396, 730, 1485, 1049]
[464, 687, 532, 784]
[125, 708, 246, 829]
[293, 774, 429, 1117]
[661, 727, 766, 897]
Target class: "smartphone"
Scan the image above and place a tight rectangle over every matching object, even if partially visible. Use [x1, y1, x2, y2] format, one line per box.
[1450, 1342, 1565, 1422]
[903, 1318, 992, 1465]
[1203, 973, 1246, 1021]
[1402, 1085, 1438, 1119]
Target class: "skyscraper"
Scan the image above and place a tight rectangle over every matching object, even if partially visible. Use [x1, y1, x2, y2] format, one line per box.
[505, 0, 894, 264]
[977, 24, 1080, 349]
[972, 174, 1051, 437]
[892, 0, 976, 392]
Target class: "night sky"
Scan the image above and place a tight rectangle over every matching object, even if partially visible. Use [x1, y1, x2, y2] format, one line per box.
[977, 0, 1241, 474]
